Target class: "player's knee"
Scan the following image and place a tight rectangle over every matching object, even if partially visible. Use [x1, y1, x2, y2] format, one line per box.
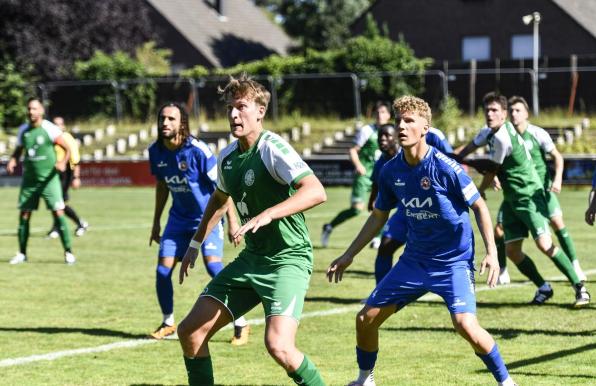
[156, 264, 173, 280]
[264, 338, 292, 364]
[452, 315, 478, 339]
[355, 309, 377, 332]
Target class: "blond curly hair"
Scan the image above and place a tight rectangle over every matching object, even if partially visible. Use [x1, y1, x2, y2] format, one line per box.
[392, 95, 432, 125]
[218, 73, 271, 110]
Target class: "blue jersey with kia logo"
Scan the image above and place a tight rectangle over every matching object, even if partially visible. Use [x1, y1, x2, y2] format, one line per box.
[375, 146, 480, 265]
[149, 137, 217, 231]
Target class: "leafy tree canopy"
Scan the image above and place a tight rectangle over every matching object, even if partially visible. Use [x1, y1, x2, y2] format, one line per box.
[0, 0, 156, 80]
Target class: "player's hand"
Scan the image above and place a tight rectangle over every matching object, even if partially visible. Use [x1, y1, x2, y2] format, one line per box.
[233, 210, 272, 244]
[479, 252, 499, 288]
[179, 247, 199, 284]
[55, 161, 67, 172]
[227, 221, 242, 247]
[356, 165, 366, 176]
[585, 207, 596, 226]
[149, 224, 161, 246]
[71, 177, 81, 189]
[6, 158, 17, 174]
[550, 180, 562, 194]
[326, 255, 354, 283]
[491, 176, 501, 191]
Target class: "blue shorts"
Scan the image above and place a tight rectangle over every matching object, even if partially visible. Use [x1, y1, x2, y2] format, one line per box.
[382, 211, 407, 244]
[159, 222, 224, 260]
[366, 257, 477, 314]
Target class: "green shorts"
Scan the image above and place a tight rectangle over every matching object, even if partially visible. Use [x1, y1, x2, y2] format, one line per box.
[351, 174, 372, 204]
[201, 250, 312, 322]
[502, 191, 550, 242]
[545, 190, 562, 218]
[18, 174, 65, 211]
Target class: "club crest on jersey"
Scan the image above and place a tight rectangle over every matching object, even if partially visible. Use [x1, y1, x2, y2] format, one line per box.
[36, 136, 45, 145]
[420, 176, 431, 190]
[244, 169, 255, 186]
[178, 160, 188, 171]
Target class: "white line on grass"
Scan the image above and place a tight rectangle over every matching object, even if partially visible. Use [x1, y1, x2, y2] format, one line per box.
[1, 269, 594, 368]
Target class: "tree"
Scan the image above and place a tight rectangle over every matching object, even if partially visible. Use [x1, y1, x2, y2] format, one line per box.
[0, 59, 33, 129]
[0, 0, 156, 80]
[259, 0, 371, 52]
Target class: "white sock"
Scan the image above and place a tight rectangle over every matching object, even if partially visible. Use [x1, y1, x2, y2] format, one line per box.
[234, 316, 248, 327]
[163, 313, 175, 326]
[499, 376, 516, 386]
[357, 369, 373, 383]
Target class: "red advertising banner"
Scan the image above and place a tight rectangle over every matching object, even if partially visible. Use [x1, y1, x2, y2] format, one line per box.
[80, 160, 154, 186]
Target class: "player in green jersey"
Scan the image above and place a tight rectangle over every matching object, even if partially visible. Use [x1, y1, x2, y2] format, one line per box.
[457, 92, 589, 307]
[6, 98, 76, 264]
[503, 96, 586, 282]
[321, 101, 390, 248]
[586, 166, 596, 225]
[177, 74, 327, 386]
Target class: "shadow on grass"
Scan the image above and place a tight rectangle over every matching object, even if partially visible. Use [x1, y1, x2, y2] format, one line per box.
[475, 342, 596, 377]
[0, 326, 147, 339]
[305, 296, 363, 304]
[381, 325, 595, 339]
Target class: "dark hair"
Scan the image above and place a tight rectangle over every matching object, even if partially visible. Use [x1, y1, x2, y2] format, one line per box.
[482, 92, 507, 111]
[375, 100, 391, 113]
[508, 95, 530, 114]
[27, 97, 43, 105]
[157, 102, 191, 143]
[378, 123, 395, 133]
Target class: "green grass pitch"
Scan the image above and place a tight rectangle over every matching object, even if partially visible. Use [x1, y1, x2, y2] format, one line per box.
[0, 186, 594, 385]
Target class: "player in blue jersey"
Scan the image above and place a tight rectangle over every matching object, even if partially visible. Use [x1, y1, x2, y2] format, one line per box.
[328, 96, 516, 386]
[148, 102, 249, 343]
[369, 124, 455, 283]
[586, 166, 596, 225]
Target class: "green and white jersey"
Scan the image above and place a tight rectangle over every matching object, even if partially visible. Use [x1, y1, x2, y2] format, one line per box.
[473, 121, 542, 202]
[521, 124, 556, 189]
[353, 123, 379, 176]
[16, 120, 62, 183]
[217, 130, 314, 262]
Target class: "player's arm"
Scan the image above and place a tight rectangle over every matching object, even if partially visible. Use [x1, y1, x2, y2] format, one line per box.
[71, 164, 82, 189]
[586, 175, 596, 226]
[54, 135, 71, 172]
[349, 145, 366, 175]
[327, 208, 389, 283]
[233, 174, 326, 242]
[149, 180, 169, 246]
[6, 146, 23, 174]
[225, 196, 241, 246]
[477, 170, 499, 199]
[549, 147, 564, 193]
[456, 141, 479, 160]
[180, 189, 231, 284]
[367, 182, 378, 212]
[470, 198, 499, 287]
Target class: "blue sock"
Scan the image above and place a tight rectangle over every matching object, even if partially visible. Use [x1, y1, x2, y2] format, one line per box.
[356, 346, 378, 370]
[205, 261, 224, 278]
[156, 265, 174, 315]
[374, 254, 393, 284]
[476, 344, 509, 383]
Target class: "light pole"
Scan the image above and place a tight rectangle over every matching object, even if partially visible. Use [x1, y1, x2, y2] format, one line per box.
[523, 11, 541, 116]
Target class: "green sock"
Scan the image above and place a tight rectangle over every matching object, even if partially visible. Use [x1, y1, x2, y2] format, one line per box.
[18, 216, 30, 254]
[550, 249, 580, 285]
[516, 255, 545, 287]
[288, 355, 326, 386]
[496, 236, 507, 268]
[330, 207, 360, 228]
[56, 215, 72, 251]
[183, 356, 214, 386]
[555, 228, 578, 263]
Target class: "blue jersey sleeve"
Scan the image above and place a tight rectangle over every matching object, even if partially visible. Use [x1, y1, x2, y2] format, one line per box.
[192, 139, 217, 189]
[375, 166, 398, 211]
[427, 128, 453, 154]
[148, 145, 162, 179]
[449, 167, 480, 207]
[371, 158, 384, 184]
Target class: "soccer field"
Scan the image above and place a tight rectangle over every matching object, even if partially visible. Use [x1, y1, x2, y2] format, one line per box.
[0, 186, 594, 385]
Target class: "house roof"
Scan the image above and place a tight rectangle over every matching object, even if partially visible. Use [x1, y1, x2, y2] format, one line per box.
[146, 0, 293, 67]
[552, 0, 596, 40]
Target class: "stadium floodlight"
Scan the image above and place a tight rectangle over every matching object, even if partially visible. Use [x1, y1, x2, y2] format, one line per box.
[522, 12, 541, 116]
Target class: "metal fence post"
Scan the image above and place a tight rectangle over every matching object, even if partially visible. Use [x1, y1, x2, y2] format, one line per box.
[268, 75, 278, 123]
[111, 80, 122, 122]
[469, 59, 477, 116]
[349, 73, 362, 120]
[187, 78, 199, 119]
